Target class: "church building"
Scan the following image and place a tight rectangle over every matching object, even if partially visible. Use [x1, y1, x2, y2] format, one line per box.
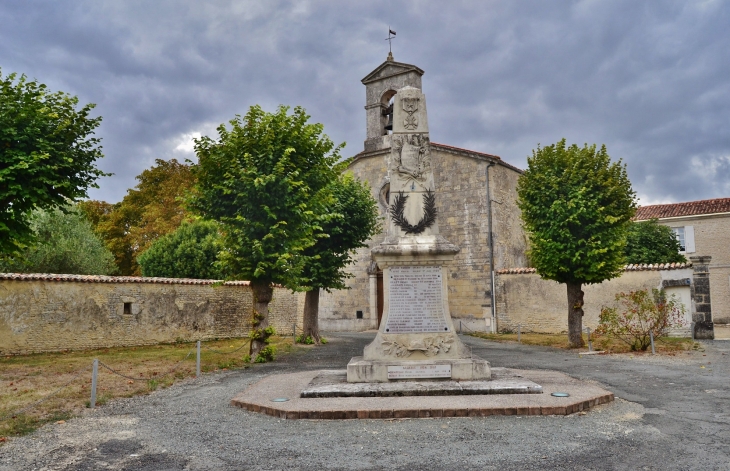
[319, 55, 528, 332]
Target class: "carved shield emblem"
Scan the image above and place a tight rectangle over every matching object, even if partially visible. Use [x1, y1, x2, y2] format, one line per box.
[401, 97, 419, 113]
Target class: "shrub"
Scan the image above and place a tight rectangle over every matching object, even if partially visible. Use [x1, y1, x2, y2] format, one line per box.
[254, 346, 276, 363]
[595, 288, 686, 351]
[295, 334, 315, 345]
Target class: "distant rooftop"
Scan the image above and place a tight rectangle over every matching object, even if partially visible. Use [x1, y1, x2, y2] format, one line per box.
[635, 197, 730, 220]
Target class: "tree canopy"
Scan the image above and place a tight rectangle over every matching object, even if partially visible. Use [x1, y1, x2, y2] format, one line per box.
[79, 158, 195, 275]
[0, 205, 116, 275]
[190, 105, 341, 356]
[137, 220, 223, 279]
[517, 139, 636, 347]
[625, 219, 686, 265]
[0, 70, 107, 255]
[300, 171, 381, 342]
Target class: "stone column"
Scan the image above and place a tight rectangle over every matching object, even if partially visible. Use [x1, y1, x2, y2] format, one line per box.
[367, 261, 378, 329]
[690, 256, 714, 340]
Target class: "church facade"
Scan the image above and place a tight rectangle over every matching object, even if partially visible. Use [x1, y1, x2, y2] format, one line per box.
[319, 56, 528, 332]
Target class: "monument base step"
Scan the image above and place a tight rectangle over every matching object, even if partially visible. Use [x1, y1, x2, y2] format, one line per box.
[346, 356, 490, 383]
[302, 368, 540, 398]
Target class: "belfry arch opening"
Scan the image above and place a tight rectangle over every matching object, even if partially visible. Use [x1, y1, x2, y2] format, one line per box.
[381, 90, 397, 135]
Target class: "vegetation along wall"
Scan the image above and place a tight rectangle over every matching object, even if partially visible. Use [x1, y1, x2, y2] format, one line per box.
[0, 274, 304, 354]
[495, 263, 694, 336]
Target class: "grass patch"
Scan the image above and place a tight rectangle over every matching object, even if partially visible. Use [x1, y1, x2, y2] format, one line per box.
[0, 336, 294, 441]
[468, 332, 698, 354]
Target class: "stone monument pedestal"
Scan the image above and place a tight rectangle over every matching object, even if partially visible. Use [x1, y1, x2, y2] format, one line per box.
[346, 235, 491, 383]
[347, 357, 490, 383]
[346, 84, 490, 383]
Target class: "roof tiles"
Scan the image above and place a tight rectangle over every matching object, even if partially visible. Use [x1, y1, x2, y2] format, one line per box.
[496, 262, 692, 275]
[0, 273, 250, 285]
[635, 197, 730, 220]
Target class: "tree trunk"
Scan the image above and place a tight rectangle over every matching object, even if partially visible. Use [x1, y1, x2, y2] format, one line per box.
[250, 281, 274, 356]
[302, 289, 321, 344]
[566, 282, 585, 348]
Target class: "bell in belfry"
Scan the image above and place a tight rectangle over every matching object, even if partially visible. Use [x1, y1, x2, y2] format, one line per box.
[383, 103, 394, 131]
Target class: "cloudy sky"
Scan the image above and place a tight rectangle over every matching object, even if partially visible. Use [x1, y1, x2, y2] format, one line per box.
[2, 0, 728, 205]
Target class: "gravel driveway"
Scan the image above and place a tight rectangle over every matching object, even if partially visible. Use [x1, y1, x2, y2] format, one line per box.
[1, 333, 729, 470]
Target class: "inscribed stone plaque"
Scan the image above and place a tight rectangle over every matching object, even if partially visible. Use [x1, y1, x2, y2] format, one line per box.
[387, 364, 452, 379]
[384, 265, 448, 333]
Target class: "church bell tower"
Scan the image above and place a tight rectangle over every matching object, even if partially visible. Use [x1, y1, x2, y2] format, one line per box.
[361, 54, 425, 153]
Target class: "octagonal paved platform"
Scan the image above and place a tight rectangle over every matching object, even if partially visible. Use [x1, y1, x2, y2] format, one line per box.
[231, 368, 614, 420]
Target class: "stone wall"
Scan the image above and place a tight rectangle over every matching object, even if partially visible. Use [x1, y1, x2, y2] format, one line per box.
[0, 274, 304, 354]
[495, 265, 694, 335]
[657, 215, 730, 326]
[318, 144, 528, 332]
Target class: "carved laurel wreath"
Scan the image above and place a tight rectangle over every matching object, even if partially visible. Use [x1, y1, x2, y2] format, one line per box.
[389, 189, 437, 235]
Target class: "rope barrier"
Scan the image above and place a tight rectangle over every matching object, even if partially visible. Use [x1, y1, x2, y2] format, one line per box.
[97, 349, 194, 382]
[0, 365, 91, 423]
[201, 339, 251, 355]
[1, 337, 250, 421]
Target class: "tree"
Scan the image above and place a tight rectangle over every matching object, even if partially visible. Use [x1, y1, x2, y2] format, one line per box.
[517, 139, 636, 347]
[0, 70, 107, 255]
[300, 172, 381, 343]
[79, 159, 195, 275]
[0, 205, 116, 275]
[137, 220, 223, 279]
[190, 105, 341, 357]
[625, 219, 686, 264]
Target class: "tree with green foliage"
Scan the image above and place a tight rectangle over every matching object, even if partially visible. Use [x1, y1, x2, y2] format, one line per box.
[190, 105, 341, 357]
[79, 159, 195, 275]
[0, 70, 107, 255]
[517, 139, 636, 347]
[0, 205, 116, 275]
[300, 172, 381, 343]
[625, 219, 686, 264]
[137, 220, 223, 279]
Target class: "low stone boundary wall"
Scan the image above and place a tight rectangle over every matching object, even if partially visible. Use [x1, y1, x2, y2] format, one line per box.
[0, 274, 304, 354]
[495, 264, 694, 335]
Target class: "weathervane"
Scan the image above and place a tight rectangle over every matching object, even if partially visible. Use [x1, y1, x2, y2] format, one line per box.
[385, 27, 396, 58]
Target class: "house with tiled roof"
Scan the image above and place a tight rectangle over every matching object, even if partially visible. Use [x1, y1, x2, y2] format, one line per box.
[635, 197, 730, 335]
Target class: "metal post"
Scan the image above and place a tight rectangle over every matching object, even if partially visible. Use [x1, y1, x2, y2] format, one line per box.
[460, 321, 462, 334]
[293, 323, 296, 338]
[518, 324, 521, 343]
[90, 359, 98, 409]
[196, 341, 201, 378]
[486, 162, 497, 334]
[587, 327, 593, 352]
[650, 331, 656, 355]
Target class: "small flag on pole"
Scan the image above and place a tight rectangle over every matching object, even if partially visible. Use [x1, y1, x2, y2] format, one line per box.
[389, 29, 396, 36]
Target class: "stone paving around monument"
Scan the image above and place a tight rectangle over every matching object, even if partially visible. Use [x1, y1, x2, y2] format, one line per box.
[1, 333, 729, 470]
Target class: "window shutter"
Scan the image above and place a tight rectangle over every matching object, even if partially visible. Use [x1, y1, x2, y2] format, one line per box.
[684, 226, 695, 253]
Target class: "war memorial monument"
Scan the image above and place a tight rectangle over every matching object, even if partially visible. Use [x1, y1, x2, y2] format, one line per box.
[230, 56, 614, 418]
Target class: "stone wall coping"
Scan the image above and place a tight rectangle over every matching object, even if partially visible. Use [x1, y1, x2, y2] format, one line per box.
[496, 262, 693, 275]
[0, 273, 252, 286]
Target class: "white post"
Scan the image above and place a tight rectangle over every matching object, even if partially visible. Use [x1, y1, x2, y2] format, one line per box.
[196, 341, 201, 378]
[650, 331, 656, 355]
[587, 327, 593, 352]
[90, 359, 98, 409]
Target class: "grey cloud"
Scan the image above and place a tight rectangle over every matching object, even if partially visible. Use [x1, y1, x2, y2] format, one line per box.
[1, 0, 728, 205]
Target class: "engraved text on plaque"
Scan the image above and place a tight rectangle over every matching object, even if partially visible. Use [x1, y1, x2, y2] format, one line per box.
[387, 364, 451, 379]
[384, 265, 448, 333]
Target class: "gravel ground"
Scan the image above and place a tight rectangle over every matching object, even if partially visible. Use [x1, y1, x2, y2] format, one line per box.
[1, 333, 729, 470]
